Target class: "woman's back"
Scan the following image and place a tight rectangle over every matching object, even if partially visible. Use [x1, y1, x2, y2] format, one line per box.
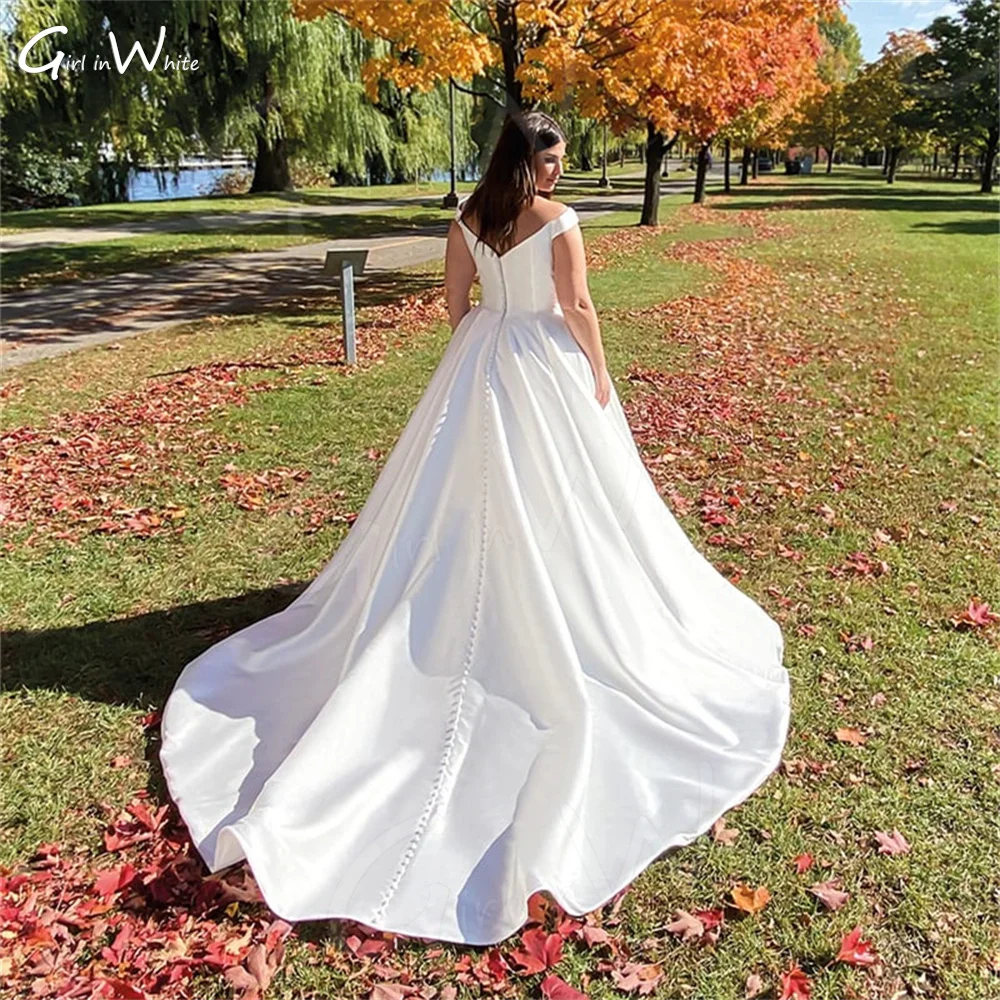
[454, 194, 581, 316]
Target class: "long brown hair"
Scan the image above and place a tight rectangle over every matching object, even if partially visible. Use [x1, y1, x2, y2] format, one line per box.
[458, 110, 566, 257]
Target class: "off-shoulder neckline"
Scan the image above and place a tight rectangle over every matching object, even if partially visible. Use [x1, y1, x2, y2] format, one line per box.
[457, 204, 574, 261]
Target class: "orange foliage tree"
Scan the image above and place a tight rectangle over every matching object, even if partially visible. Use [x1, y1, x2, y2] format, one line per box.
[292, 1, 840, 218]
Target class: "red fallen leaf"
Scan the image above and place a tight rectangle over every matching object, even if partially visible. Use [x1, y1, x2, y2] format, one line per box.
[950, 598, 1000, 631]
[836, 926, 879, 967]
[93, 862, 136, 898]
[610, 960, 663, 994]
[223, 964, 265, 1000]
[814, 503, 836, 523]
[578, 923, 611, 948]
[808, 878, 850, 911]
[95, 978, 146, 998]
[833, 727, 866, 747]
[139, 710, 161, 729]
[127, 799, 169, 832]
[792, 853, 814, 874]
[840, 632, 874, 653]
[665, 909, 705, 942]
[526, 890, 557, 926]
[109, 755, 132, 769]
[540, 973, 589, 999]
[508, 926, 563, 974]
[22, 923, 59, 950]
[779, 962, 811, 998]
[664, 907, 723, 946]
[874, 829, 910, 855]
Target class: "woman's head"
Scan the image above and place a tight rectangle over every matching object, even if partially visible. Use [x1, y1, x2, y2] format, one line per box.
[459, 111, 566, 256]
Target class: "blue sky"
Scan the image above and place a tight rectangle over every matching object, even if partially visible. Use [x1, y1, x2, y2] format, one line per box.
[845, 0, 961, 61]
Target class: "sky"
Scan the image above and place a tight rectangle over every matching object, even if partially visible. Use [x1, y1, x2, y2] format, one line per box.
[845, 0, 962, 61]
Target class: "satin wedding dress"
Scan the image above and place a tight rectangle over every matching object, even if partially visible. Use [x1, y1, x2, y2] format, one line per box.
[159, 196, 791, 946]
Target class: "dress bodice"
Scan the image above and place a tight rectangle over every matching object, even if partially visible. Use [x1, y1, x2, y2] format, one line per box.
[455, 195, 580, 317]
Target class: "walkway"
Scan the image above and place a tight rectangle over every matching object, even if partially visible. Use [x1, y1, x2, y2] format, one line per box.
[1, 169, 728, 368]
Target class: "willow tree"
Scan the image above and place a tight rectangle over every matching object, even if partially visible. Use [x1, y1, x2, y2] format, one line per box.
[1, 0, 197, 202]
[2, 0, 467, 201]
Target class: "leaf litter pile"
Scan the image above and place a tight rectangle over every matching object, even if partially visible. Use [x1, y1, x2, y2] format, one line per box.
[2, 196, 998, 999]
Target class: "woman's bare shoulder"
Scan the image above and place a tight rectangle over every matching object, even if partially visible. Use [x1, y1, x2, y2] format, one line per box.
[528, 195, 568, 221]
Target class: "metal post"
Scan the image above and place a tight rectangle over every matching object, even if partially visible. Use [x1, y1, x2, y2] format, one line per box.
[598, 121, 610, 188]
[443, 78, 458, 209]
[341, 260, 356, 364]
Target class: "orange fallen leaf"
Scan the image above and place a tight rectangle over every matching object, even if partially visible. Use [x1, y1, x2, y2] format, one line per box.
[731, 883, 771, 914]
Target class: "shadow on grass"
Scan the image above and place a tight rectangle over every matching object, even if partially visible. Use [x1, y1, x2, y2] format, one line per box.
[1, 190, 457, 231]
[3, 582, 309, 706]
[1, 211, 459, 292]
[2, 221, 454, 352]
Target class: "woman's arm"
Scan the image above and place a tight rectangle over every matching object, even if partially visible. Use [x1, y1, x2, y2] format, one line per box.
[552, 224, 608, 377]
[445, 220, 476, 331]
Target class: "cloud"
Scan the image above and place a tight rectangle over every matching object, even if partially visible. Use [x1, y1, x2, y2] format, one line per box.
[906, 1, 960, 29]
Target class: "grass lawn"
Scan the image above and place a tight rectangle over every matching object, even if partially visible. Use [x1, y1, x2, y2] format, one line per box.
[0, 160, 660, 233]
[1, 170, 998, 999]
[0, 167, 651, 292]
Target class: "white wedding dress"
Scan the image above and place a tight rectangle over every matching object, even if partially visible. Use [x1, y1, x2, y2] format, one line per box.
[159, 197, 790, 946]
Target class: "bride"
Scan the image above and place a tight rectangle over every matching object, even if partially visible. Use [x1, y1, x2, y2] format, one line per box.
[159, 110, 791, 947]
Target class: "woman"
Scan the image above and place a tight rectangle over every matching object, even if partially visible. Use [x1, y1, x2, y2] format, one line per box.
[159, 110, 790, 947]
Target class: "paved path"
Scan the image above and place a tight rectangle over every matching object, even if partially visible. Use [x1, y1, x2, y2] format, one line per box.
[0, 194, 437, 253]
[1, 169, 729, 369]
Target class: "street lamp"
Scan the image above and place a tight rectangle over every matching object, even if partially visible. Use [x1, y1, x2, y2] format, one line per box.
[598, 121, 611, 188]
[442, 77, 459, 209]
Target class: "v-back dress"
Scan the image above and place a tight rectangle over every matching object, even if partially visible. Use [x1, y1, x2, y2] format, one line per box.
[158, 195, 791, 946]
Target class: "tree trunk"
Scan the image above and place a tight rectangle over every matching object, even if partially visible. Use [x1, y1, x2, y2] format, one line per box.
[981, 125, 999, 194]
[495, 0, 523, 110]
[886, 145, 902, 184]
[640, 119, 666, 225]
[932, 146, 939, 172]
[881, 146, 890, 174]
[951, 141, 961, 178]
[751, 148, 759, 179]
[580, 150, 592, 171]
[723, 138, 731, 193]
[825, 145, 834, 174]
[249, 74, 292, 193]
[619, 144, 625, 169]
[740, 146, 751, 185]
[693, 143, 710, 203]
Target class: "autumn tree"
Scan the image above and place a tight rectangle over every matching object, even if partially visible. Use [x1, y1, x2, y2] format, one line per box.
[792, 11, 863, 172]
[294, 0, 839, 220]
[842, 30, 932, 183]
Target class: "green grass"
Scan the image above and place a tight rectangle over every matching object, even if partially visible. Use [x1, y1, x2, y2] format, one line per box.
[0, 169, 651, 292]
[2, 174, 998, 999]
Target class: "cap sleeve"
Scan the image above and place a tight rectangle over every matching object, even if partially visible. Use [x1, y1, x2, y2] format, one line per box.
[551, 205, 579, 238]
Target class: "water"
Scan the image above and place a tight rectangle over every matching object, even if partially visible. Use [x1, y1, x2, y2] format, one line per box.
[124, 162, 481, 202]
[126, 166, 239, 202]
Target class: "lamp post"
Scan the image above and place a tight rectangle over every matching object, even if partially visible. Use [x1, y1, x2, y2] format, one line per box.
[442, 77, 459, 209]
[598, 121, 611, 188]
